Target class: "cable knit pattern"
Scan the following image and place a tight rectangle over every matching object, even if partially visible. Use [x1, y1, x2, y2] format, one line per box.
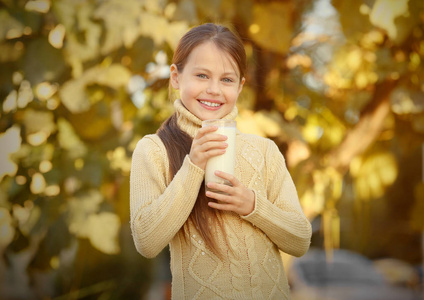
[130, 99, 312, 299]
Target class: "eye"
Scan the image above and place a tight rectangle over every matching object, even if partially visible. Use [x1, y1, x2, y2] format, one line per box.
[222, 77, 234, 83]
[196, 74, 208, 79]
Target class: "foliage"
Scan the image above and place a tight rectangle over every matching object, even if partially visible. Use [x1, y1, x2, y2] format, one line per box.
[0, 0, 423, 298]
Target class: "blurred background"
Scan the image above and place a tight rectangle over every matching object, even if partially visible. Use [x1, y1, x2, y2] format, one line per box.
[0, 0, 423, 299]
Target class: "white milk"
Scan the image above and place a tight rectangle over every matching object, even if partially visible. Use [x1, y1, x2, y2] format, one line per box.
[204, 126, 236, 193]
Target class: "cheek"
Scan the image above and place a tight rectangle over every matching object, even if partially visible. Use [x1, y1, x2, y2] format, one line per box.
[180, 81, 202, 95]
[225, 87, 241, 100]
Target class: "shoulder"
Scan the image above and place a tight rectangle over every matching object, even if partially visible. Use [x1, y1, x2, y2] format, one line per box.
[134, 134, 166, 152]
[132, 134, 168, 163]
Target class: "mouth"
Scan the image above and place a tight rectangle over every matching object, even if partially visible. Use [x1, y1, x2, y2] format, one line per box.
[198, 99, 223, 110]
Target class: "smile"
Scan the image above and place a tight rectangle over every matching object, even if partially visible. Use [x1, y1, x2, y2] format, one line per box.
[199, 100, 222, 107]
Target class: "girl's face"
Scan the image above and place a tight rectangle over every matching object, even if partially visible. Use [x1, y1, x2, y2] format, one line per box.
[170, 41, 245, 121]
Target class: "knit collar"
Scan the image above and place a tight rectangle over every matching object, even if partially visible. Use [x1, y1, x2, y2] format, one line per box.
[174, 99, 238, 138]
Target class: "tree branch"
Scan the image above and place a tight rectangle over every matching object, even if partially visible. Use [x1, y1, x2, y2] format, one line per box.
[329, 79, 397, 173]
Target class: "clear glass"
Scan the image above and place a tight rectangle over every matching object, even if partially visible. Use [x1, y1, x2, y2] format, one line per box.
[202, 119, 237, 194]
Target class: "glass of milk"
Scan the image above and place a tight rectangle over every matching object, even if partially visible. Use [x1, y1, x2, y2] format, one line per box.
[201, 119, 236, 195]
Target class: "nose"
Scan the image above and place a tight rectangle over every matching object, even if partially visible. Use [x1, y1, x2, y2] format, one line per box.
[206, 80, 221, 95]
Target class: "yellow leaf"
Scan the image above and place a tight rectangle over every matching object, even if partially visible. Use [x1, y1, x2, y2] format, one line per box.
[351, 150, 398, 201]
[2, 90, 17, 113]
[139, 12, 189, 49]
[35, 82, 58, 101]
[67, 190, 103, 236]
[0, 126, 21, 181]
[300, 189, 325, 218]
[30, 172, 46, 194]
[87, 212, 120, 255]
[56, 0, 102, 69]
[48, 24, 66, 49]
[369, 0, 409, 41]
[346, 48, 363, 70]
[165, 21, 190, 50]
[253, 111, 282, 137]
[249, 2, 293, 54]
[236, 110, 264, 136]
[302, 115, 323, 144]
[60, 64, 131, 113]
[25, 0, 50, 13]
[107, 147, 132, 175]
[93, 0, 142, 53]
[139, 12, 168, 46]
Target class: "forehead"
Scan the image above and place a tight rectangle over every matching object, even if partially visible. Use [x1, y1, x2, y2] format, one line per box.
[185, 41, 240, 76]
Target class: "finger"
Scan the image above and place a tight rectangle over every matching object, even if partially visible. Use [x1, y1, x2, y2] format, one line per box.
[214, 171, 239, 186]
[203, 148, 226, 159]
[198, 133, 228, 146]
[208, 201, 234, 212]
[199, 141, 228, 152]
[195, 125, 218, 139]
[206, 182, 233, 195]
[206, 189, 230, 200]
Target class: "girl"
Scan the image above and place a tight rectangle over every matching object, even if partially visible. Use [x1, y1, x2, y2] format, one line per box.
[130, 23, 312, 299]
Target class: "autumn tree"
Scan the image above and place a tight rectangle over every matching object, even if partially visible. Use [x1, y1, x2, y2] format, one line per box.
[0, 0, 423, 298]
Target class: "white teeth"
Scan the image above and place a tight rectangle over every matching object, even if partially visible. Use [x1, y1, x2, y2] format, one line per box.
[200, 100, 221, 107]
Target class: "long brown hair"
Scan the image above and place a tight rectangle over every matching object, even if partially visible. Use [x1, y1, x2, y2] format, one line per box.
[157, 23, 246, 256]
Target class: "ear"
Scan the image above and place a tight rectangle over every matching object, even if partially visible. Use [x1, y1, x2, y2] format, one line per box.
[237, 77, 245, 95]
[170, 64, 180, 89]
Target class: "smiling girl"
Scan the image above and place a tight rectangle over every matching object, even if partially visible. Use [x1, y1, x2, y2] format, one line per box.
[130, 23, 312, 299]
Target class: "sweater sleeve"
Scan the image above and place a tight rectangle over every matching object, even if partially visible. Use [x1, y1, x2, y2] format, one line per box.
[130, 135, 205, 258]
[242, 140, 312, 257]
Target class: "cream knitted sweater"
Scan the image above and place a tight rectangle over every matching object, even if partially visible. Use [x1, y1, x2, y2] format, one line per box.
[130, 99, 312, 299]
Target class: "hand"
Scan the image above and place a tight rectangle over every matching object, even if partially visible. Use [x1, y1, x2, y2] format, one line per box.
[189, 126, 228, 170]
[206, 171, 255, 216]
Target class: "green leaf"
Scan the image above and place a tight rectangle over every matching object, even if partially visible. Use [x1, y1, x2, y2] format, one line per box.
[23, 109, 56, 136]
[0, 207, 15, 248]
[57, 118, 87, 158]
[0, 9, 25, 42]
[24, 38, 66, 85]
